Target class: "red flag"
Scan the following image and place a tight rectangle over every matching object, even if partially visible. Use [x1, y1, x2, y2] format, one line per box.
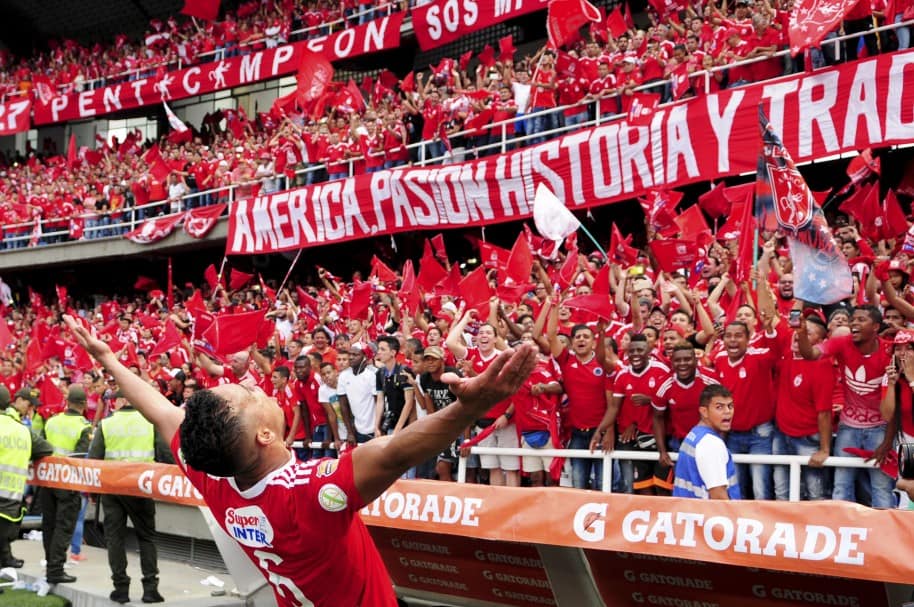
[606, 7, 628, 38]
[417, 252, 448, 292]
[204, 264, 221, 290]
[627, 93, 660, 126]
[556, 246, 579, 289]
[124, 214, 182, 244]
[229, 268, 254, 291]
[459, 266, 493, 317]
[181, 0, 220, 20]
[431, 234, 448, 263]
[55, 285, 68, 309]
[477, 45, 496, 68]
[698, 182, 731, 219]
[459, 50, 473, 72]
[609, 224, 638, 266]
[66, 134, 78, 169]
[151, 320, 184, 357]
[25, 336, 44, 375]
[623, 1, 635, 27]
[436, 264, 463, 297]
[348, 283, 372, 321]
[592, 264, 611, 295]
[732, 195, 756, 284]
[562, 294, 613, 321]
[547, 0, 602, 48]
[296, 51, 334, 111]
[271, 90, 298, 118]
[38, 378, 64, 413]
[883, 189, 908, 239]
[789, 0, 865, 55]
[258, 274, 276, 301]
[378, 70, 398, 90]
[398, 260, 421, 314]
[479, 241, 511, 269]
[344, 79, 366, 113]
[0, 321, 12, 353]
[296, 286, 319, 316]
[183, 203, 226, 238]
[83, 149, 103, 166]
[370, 255, 399, 283]
[498, 35, 516, 62]
[202, 309, 269, 355]
[400, 72, 415, 93]
[650, 239, 701, 272]
[505, 233, 533, 286]
[674, 205, 713, 247]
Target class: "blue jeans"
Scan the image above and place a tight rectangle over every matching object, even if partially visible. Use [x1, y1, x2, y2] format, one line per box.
[772, 430, 827, 500]
[529, 107, 563, 145]
[563, 111, 589, 131]
[70, 495, 88, 554]
[725, 421, 774, 500]
[832, 424, 894, 508]
[569, 429, 621, 491]
[311, 424, 333, 459]
[897, 14, 911, 50]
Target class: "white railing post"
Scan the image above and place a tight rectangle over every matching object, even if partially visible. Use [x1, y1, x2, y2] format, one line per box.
[601, 453, 613, 492]
[457, 455, 468, 484]
[789, 461, 802, 502]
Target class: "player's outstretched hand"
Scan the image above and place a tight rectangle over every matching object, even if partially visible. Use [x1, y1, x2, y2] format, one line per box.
[63, 314, 113, 361]
[441, 344, 537, 412]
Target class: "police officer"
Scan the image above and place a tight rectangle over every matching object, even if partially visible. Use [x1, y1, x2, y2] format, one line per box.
[0, 385, 52, 568]
[88, 391, 172, 604]
[41, 385, 92, 584]
[12, 388, 43, 436]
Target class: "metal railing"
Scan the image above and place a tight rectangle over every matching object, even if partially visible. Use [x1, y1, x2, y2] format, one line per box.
[457, 447, 886, 503]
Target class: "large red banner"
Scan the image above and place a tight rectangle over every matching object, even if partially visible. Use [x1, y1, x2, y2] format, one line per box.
[412, 0, 549, 50]
[32, 13, 404, 125]
[0, 98, 31, 135]
[226, 50, 914, 255]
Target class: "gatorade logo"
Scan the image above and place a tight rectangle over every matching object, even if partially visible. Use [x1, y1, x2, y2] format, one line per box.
[318, 484, 348, 512]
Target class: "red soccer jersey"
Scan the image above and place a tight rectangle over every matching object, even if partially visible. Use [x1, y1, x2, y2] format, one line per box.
[294, 371, 325, 428]
[171, 434, 397, 607]
[512, 358, 561, 433]
[713, 346, 778, 431]
[275, 383, 306, 440]
[776, 355, 835, 437]
[556, 349, 613, 430]
[654, 368, 721, 440]
[612, 360, 670, 434]
[819, 335, 892, 428]
[464, 347, 509, 418]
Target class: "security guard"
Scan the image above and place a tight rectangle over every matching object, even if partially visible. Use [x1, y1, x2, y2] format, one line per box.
[12, 388, 43, 436]
[41, 385, 92, 584]
[0, 385, 52, 568]
[88, 391, 172, 604]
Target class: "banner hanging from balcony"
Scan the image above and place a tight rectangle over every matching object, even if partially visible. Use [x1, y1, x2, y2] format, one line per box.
[0, 98, 32, 135]
[32, 13, 404, 125]
[226, 51, 914, 255]
[412, 0, 549, 50]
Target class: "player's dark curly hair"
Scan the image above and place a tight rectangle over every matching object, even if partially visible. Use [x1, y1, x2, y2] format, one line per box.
[179, 389, 244, 477]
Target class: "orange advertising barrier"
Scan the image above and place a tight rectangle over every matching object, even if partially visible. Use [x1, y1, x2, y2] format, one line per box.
[28, 456, 205, 507]
[28, 458, 914, 584]
[369, 527, 556, 606]
[585, 550, 887, 607]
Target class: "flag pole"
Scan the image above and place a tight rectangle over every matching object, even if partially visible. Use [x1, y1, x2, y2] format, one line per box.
[276, 248, 304, 298]
[211, 256, 228, 303]
[578, 224, 609, 261]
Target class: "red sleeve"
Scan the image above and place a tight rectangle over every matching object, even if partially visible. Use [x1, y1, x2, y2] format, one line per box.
[818, 335, 850, 359]
[813, 359, 836, 414]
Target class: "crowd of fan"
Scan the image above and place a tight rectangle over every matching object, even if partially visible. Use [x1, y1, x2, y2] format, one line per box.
[1, 187, 912, 508]
[0, 0, 404, 100]
[0, 0, 909, 246]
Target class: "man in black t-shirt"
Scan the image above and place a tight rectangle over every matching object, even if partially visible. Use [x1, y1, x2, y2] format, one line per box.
[417, 346, 463, 481]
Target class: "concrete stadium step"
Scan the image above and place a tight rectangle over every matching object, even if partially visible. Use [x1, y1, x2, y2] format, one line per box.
[9, 539, 245, 607]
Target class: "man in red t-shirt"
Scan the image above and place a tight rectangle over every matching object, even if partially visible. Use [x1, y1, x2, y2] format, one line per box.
[797, 305, 895, 508]
[65, 315, 537, 607]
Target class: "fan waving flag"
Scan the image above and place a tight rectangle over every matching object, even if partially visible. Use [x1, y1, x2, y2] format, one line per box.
[547, 0, 602, 48]
[755, 107, 852, 304]
[789, 0, 861, 56]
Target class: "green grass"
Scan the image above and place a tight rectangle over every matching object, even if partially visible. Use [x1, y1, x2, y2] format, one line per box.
[0, 589, 70, 606]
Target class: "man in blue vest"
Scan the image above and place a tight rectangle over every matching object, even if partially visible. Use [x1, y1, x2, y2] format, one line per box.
[88, 390, 173, 604]
[0, 385, 53, 568]
[672, 385, 741, 500]
[41, 385, 92, 584]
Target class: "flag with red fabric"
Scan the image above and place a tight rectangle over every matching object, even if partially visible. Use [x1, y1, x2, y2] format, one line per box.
[698, 182, 731, 219]
[417, 250, 448, 292]
[459, 266, 493, 317]
[606, 7, 628, 37]
[547, 0, 602, 48]
[610, 224, 639, 266]
[400, 72, 416, 93]
[202, 309, 270, 355]
[674, 205, 713, 247]
[639, 189, 681, 236]
[756, 107, 851, 304]
[498, 35, 516, 62]
[477, 45, 496, 68]
[627, 92, 660, 126]
[0, 321, 12, 353]
[150, 320, 184, 357]
[370, 255, 399, 283]
[505, 233, 533, 286]
[882, 189, 908, 239]
[183, 203, 226, 238]
[430, 234, 448, 263]
[203, 264, 221, 290]
[66, 134, 78, 169]
[459, 50, 473, 72]
[398, 260, 421, 314]
[229, 268, 254, 291]
[296, 51, 334, 112]
[650, 239, 701, 272]
[562, 294, 614, 320]
[347, 283, 373, 320]
[181, 0, 220, 21]
[142, 144, 172, 182]
[55, 285, 68, 308]
[789, 0, 863, 55]
[479, 242, 511, 269]
[69, 217, 84, 241]
[124, 214, 182, 244]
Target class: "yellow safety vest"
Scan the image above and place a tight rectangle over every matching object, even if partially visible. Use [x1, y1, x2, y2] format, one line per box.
[0, 414, 31, 504]
[44, 412, 91, 456]
[101, 409, 155, 462]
